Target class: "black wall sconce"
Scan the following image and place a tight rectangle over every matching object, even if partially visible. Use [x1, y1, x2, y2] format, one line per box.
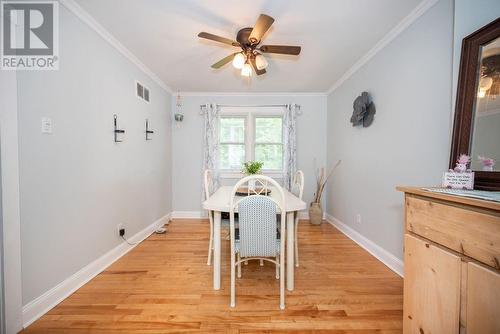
[113, 114, 125, 142]
[145, 119, 154, 140]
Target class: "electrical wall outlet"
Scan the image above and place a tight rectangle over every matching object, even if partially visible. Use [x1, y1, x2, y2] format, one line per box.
[117, 224, 125, 237]
[41, 117, 53, 134]
[355, 214, 362, 224]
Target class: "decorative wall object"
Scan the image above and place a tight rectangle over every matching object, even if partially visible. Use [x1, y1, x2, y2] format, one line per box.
[174, 91, 184, 127]
[350, 92, 376, 127]
[113, 114, 125, 142]
[450, 18, 500, 190]
[145, 119, 154, 140]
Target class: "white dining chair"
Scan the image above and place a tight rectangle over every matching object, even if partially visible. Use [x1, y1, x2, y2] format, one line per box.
[229, 175, 286, 310]
[292, 170, 304, 267]
[204, 169, 215, 265]
[204, 169, 236, 265]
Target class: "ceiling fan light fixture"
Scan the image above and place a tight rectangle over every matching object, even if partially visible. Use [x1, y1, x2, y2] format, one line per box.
[478, 77, 493, 98]
[241, 62, 252, 77]
[255, 54, 268, 70]
[232, 52, 245, 69]
[198, 13, 301, 77]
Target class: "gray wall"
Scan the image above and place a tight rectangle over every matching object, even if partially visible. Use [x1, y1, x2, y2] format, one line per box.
[17, 6, 173, 305]
[172, 94, 327, 213]
[0, 147, 4, 334]
[0, 69, 23, 332]
[325, 0, 454, 259]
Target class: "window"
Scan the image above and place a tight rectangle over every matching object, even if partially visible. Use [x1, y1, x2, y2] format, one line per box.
[219, 117, 246, 170]
[218, 110, 284, 174]
[255, 117, 283, 170]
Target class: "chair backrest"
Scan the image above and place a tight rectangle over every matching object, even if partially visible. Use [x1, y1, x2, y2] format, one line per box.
[230, 175, 286, 258]
[204, 169, 213, 200]
[292, 170, 304, 199]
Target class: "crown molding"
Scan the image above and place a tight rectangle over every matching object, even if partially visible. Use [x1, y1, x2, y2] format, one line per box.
[325, 0, 440, 95]
[179, 91, 327, 97]
[59, 0, 173, 94]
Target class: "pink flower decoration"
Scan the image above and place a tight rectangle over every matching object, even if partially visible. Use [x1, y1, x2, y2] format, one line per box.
[478, 156, 495, 167]
[457, 154, 471, 165]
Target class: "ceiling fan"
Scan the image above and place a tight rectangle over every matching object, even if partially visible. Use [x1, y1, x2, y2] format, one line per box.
[198, 14, 301, 77]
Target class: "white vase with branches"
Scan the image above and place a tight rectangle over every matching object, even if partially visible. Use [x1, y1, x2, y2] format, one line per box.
[309, 160, 341, 225]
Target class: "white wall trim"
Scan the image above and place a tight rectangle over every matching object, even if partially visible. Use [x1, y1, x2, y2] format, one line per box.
[325, 0, 440, 94]
[325, 214, 403, 277]
[179, 92, 327, 97]
[59, 0, 173, 94]
[21, 213, 171, 328]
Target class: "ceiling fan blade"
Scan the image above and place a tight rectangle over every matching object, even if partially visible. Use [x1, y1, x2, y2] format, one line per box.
[248, 14, 275, 44]
[211, 53, 238, 69]
[259, 45, 301, 55]
[250, 57, 266, 76]
[198, 32, 240, 47]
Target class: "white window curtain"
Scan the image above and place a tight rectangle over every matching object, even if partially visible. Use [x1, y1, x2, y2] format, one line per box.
[202, 103, 220, 191]
[283, 104, 298, 190]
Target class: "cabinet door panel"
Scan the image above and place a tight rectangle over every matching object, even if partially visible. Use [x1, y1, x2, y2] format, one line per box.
[403, 235, 461, 334]
[466, 263, 500, 334]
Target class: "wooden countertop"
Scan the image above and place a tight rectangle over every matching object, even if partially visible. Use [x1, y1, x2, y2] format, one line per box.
[397, 186, 500, 212]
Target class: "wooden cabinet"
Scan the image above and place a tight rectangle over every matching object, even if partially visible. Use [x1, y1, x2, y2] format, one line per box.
[466, 263, 500, 334]
[398, 187, 500, 334]
[403, 234, 461, 334]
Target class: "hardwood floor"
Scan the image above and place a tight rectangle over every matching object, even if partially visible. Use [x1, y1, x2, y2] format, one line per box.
[22, 219, 403, 333]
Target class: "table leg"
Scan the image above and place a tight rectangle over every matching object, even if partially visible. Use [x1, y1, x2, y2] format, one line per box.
[286, 211, 295, 291]
[213, 211, 221, 290]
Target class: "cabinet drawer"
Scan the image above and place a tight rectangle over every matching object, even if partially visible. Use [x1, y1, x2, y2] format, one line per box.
[406, 196, 500, 269]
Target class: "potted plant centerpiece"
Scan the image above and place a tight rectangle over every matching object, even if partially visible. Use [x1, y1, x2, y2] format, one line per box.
[310, 160, 341, 225]
[242, 161, 264, 191]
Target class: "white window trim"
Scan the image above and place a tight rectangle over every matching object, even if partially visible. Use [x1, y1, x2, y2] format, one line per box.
[218, 108, 284, 179]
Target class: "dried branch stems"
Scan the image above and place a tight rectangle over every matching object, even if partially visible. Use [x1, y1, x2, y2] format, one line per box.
[314, 160, 341, 203]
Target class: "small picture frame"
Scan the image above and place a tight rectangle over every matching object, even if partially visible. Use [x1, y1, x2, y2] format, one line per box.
[442, 172, 475, 190]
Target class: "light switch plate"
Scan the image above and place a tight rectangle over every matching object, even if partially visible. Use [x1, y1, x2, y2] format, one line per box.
[41, 117, 52, 134]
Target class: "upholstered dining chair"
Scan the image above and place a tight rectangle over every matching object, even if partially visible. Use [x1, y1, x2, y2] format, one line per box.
[292, 170, 304, 267]
[229, 175, 286, 310]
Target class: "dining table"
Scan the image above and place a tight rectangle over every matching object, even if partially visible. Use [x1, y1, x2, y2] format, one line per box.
[202, 185, 307, 292]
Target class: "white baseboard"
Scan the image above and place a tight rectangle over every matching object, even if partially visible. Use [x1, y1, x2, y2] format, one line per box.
[22, 213, 171, 328]
[325, 214, 403, 277]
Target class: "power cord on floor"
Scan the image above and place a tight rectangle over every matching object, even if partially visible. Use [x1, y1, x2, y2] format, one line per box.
[154, 220, 170, 234]
[121, 235, 139, 246]
[120, 220, 170, 245]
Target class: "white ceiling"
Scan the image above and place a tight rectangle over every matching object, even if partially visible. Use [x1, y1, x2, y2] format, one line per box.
[74, 0, 423, 93]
